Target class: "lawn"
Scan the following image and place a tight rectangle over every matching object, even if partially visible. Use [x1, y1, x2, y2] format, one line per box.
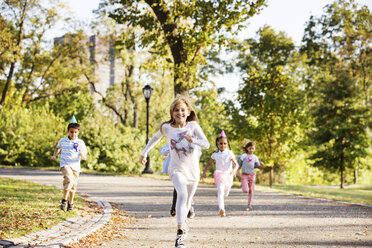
[0, 177, 83, 239]
[198, 177, 372, 205]
[255, 184, 372, 205]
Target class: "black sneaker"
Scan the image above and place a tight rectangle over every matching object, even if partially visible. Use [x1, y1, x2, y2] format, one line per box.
[175, 229, 186, 248]
[67, 202, 74, 212]
[170, 208, 176, 217]
[60, 199, 67, 211]
[187, 206, 195, 219]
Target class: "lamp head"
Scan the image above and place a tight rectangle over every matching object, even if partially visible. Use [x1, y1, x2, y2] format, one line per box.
[142, 84, 153, 100]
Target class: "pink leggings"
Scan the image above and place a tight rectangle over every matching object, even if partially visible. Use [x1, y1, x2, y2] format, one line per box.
[241, 172, 256, 206]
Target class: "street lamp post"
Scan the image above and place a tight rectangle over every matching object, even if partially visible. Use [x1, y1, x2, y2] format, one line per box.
[142, 84, 153, 174]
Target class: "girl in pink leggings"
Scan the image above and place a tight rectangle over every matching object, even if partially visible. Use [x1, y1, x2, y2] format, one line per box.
[237, 141, 264, 211]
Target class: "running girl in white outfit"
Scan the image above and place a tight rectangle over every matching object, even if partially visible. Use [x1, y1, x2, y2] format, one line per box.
[201, 130, 238, 217]
[140, 95, 210, 248]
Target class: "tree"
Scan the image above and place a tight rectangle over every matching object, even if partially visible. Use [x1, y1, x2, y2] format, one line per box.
[308, 68, 369, 188]
[0, 0, 67, 107]
[302, 0, 371, 108]
[233, 26, 305, 187]
[301, 0, 371, 188]
[100, 0, 266, 96]
[82, 17, 174, 128]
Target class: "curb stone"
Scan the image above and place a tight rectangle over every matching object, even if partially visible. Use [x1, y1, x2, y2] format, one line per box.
[0, 195, 112, 248]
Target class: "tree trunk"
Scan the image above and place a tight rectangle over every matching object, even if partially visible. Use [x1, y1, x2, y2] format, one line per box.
[0, 63, 15, 106]
[340, 153, 344, 189]
[174, 82, 189, 97]
[269, 167, 273, 188]
[0, 1, 27, 107]
[133, 102, 138, 128]
[353, 166, 358, 185]
[145, 0, 190, 96]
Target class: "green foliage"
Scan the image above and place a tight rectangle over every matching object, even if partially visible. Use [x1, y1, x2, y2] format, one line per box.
[232, 26, 305, 184]
[101, 0, 267, 94]
[0, 105, 65, 167]
[307, 69, 370, 175]
[0, 0, 73, 107]
[44, 86, 95, 123]
[79, 113, 143, 173]
[301, 0, 371, 187]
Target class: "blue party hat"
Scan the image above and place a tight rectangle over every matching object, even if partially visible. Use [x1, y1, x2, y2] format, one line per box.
[70, 115, 77, 123]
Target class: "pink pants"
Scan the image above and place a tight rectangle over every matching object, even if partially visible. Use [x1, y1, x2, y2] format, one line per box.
[241, 172, 256, 206]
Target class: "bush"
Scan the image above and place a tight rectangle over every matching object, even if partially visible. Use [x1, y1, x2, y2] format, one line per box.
[79, 113, 164, 174]
[0, 105, 65, 167]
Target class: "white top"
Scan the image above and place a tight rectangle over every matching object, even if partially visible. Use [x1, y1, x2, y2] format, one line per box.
[56, 136, 87, 172]
[237, 153, 260, 174]
[142, 121, 210, 181]
[211, 149, 235, 173]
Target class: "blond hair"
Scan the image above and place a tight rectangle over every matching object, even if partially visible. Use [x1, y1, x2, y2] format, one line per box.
[160, 95, 198, 133]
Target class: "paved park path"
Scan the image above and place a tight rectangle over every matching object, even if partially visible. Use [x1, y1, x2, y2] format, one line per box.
[1, 168, 371, 248]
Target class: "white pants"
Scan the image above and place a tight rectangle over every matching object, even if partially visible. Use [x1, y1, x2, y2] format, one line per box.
[217, 184, 230, 210]
[172, 172, 198, 226]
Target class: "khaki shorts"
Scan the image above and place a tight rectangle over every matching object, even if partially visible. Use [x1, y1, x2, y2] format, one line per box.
[61, 166, 80, 192]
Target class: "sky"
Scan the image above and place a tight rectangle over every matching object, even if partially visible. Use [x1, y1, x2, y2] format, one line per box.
[62, 0, 371, 45]
[60, 0, 371, 96]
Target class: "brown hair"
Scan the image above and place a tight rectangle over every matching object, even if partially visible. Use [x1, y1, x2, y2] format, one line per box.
[160, 95, 198, 133]
[244, 141, 256, 152]
[67, 123, 80, 132]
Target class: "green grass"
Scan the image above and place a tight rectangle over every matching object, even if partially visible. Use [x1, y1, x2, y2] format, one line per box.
[199, 177, 372, 205]
[0, 177, 84, 239]
[255, 184, 372, 205]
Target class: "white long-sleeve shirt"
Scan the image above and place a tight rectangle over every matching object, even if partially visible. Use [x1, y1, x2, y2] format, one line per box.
[141, 121, 210, 181]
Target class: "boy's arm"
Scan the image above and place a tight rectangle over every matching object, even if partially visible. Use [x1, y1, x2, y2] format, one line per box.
[79, 149, 87, 160]
[50, 148, 61, 160]
[201, 158, 215, 179]
[78, 141, 88, 160]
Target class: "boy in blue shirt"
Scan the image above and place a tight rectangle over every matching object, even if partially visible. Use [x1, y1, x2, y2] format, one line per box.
[51, 120, 87, 211]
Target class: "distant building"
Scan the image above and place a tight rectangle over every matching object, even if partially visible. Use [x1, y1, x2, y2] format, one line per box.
[54, 34, 125, 101]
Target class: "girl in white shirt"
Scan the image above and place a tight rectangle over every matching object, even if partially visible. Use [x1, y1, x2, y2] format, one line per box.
[201, 131, 239, 217]
[140, 95, 210, 248]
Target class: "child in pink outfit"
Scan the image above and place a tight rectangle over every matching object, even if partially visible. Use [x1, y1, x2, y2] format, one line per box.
[237, 141, 264, 211]
[202, 131, 238, 217]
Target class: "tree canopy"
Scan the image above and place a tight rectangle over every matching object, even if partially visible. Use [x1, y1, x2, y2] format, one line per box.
[100, 0, 267, 96]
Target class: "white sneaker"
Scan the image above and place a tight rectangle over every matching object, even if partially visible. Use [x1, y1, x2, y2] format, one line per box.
[175, 229, 187, 248]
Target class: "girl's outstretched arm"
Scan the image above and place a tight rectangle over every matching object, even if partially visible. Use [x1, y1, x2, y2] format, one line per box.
[201, 158, 215, 179]
[140, 131, 163, 164]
